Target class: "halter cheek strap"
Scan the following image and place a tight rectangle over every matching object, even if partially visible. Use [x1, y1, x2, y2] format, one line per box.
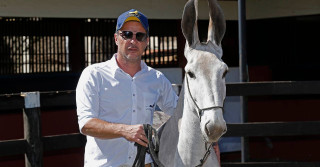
[185, 74, 224, 122]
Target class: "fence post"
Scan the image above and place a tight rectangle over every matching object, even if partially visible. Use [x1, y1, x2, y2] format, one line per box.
[238, 0, 250, 162]
[22, 92, 43, 167]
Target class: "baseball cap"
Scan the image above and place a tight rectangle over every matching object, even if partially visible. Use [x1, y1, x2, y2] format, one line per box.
[116, 9, 149, 35]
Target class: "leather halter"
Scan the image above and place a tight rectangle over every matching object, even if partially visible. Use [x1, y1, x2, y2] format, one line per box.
[185, 74, 223, 167]
[185, 74, 224, 122]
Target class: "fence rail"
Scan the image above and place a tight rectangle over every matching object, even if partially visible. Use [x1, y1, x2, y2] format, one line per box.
[225, 121, 320, 137]
[2, 80, 320, 109]
[0, 139, 27, 156]
[0, 134, 86, 157]
[227, 81, 320, 96]
[1, 81, 320, 166]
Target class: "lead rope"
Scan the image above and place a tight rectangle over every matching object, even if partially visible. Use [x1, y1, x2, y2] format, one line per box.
[132, 124, 164, 167]
[195, 142, 215, 167]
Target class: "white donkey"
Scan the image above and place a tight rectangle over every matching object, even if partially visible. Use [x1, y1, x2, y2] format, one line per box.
[157, 0, 228, 166]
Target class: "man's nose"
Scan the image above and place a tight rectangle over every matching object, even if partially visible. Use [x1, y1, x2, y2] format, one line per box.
[130, 35, 138, 43]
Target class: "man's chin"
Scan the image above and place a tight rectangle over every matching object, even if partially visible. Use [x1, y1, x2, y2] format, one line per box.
[124, 54, 141, 62]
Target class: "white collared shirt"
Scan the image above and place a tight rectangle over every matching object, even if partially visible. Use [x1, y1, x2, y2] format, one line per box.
[76, 54, 178, 167]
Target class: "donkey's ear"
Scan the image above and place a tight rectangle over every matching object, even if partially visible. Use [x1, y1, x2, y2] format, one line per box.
[181, 0, 199, 46]
[207, 0, 226, 46]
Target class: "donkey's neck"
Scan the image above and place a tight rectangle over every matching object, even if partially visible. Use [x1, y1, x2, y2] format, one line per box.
[174, 88, 210, 166]
[158, 84, 185, 166]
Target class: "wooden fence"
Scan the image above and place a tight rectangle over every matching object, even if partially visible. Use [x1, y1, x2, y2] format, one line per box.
[1, 81, 320, 166]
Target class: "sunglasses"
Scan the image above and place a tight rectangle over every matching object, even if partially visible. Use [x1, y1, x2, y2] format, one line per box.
[118, 30, 148, 42]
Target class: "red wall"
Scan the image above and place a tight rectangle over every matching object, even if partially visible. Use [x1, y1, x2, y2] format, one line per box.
[0, 109, 84, 167]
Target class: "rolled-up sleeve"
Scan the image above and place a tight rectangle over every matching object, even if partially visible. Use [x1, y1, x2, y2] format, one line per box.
[76, 67, 101, 133]
[157, 75, 179, 116]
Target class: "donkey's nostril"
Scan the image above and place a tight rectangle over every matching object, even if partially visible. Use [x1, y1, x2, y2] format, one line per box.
[204, 121, 226, 137]
[205, 122, 210, 136]
[223, 127, 227, 134]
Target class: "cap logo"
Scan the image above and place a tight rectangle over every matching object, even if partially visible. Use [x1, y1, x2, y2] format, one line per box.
[128, 10, 140, 17]
[117, 9, 149, 34]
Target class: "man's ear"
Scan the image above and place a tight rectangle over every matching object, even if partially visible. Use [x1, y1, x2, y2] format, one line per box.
[114, 33, 119, 45]
[144, 37, 149, 51]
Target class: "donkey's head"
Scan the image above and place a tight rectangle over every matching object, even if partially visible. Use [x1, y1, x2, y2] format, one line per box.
[182, 0, 228, 142]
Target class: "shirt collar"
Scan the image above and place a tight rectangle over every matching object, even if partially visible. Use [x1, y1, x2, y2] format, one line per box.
[110, 53, 148, 76]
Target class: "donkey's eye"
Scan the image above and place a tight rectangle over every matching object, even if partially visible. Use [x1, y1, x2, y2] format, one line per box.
[187, 71, 196, 78]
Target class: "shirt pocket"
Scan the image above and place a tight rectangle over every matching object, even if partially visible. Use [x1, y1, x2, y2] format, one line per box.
[99, 85, 131, 122]
[142, 92, 158, 113]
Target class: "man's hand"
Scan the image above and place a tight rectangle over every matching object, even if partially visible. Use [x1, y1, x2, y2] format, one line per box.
[82, 119, 148, 147]
[123, 124, 149, 147]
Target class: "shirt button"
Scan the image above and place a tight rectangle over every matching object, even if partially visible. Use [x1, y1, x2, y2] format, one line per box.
[133, 110, 135, 112]
[129, 156, 131, 159]
[133, 94, 135, 96]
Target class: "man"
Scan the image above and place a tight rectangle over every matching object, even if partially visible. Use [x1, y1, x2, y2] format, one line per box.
[76, 9, 178, 167]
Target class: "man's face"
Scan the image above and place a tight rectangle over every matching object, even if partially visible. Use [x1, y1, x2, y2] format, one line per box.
[114, 21, 149, 63]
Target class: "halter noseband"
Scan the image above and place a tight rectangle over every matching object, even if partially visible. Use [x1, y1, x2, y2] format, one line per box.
[185, 74, 224, 122]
